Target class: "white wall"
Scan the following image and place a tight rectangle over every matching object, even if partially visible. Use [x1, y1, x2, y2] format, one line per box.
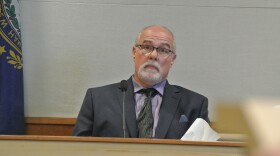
[20, 0, 280, 120]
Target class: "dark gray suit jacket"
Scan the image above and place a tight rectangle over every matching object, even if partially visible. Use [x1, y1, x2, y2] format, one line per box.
[73, 77, 209, 139]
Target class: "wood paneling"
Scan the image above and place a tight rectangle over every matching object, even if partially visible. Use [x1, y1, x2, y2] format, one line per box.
[25, 117, 76, 136]
[25, 117, 220, 136]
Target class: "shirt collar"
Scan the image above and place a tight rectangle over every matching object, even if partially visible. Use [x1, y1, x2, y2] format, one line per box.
[132, 76, 166, 96]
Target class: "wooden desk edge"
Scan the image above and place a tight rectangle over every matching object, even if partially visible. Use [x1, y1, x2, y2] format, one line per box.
[25, 117, 76, 125]
[0, 135, 246, 147]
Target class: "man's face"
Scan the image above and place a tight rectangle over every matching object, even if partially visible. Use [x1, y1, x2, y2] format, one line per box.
[133, 26, 176, 87]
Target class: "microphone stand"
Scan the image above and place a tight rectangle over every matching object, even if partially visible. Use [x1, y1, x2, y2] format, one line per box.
[122, 91, 126, 138]
[120, 80, 127, 138]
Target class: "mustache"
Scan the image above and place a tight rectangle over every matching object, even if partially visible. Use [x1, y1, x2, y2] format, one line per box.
[142, 60, 160, 71]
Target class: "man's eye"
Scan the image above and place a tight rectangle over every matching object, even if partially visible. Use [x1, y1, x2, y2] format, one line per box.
[158, 48, 169, 53]
[142, 45, 153, 50]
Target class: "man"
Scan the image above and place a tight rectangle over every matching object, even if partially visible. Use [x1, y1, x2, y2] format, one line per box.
[73, 25, 209, 139]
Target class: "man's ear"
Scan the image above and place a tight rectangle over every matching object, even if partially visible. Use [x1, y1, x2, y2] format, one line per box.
[132, 46, 136, 61]
[171, 54, 177, 65]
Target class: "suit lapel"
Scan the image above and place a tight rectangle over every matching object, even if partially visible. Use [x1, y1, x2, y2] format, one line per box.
[155, 82, 180, 138]
[123, 78, 138, 137]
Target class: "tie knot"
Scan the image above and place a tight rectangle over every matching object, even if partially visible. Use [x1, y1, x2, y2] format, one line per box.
[140, 88, 158, 97]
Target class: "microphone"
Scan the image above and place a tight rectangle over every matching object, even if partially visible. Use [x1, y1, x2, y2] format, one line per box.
[120, 80, 127, 138]
[120, 80, 127, 92]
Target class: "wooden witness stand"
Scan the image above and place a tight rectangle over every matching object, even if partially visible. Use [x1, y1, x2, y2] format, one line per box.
[24, 117, 76, 136]
[0, 135, 246, 156]
[0, 117, 247, 155]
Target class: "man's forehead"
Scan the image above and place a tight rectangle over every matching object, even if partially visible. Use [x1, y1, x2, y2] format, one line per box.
[139, 32, 173, 46]
[142, 40, 171, 48]
[141, 28, 173, 39]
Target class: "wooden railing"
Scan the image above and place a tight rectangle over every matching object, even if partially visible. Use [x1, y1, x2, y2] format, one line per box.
[25, 117, 223, 136]
[25, 117, 76, 136]
[0, 135, 246, 156]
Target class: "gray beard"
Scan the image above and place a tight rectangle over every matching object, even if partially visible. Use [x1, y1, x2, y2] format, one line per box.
[138, 61, 163, 86]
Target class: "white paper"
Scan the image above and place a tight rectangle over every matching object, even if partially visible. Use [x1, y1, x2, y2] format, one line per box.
[181, 118, 220, 141]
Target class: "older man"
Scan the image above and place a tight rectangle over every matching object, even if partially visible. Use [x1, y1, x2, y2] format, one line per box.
[73, 25, 209, 139]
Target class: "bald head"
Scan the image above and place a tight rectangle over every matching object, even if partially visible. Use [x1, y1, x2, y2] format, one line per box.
[135, 25, 176, 52]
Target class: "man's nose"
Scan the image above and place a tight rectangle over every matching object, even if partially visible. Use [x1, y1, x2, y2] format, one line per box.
[148, 48, 158, 60]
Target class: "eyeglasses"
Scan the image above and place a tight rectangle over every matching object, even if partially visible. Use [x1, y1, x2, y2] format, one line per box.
[135, 44, 174, 58]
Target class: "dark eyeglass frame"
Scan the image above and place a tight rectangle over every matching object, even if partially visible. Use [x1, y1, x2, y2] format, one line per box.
[135, 44, 174, 57]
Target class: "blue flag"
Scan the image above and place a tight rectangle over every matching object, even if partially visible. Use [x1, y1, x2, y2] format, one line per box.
[0, 0, 25, 134]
